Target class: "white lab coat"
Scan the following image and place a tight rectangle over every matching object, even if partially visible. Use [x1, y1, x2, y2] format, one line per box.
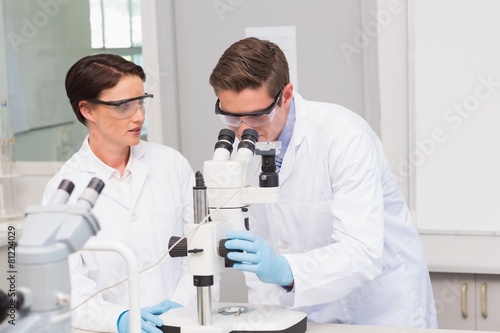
[42, 138, 199, 332]
[242, 93, 437, 327]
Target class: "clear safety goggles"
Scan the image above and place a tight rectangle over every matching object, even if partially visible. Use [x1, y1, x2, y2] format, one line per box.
[89, 93, 153, 119]
[215, 89, 282, 127]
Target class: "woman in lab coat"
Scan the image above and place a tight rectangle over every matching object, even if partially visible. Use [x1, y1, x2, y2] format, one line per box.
[211, 37, 438, 327]
[42, 54, 197, 333]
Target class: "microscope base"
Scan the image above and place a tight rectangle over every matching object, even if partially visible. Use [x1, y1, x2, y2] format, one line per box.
[159, 302, 307, 333]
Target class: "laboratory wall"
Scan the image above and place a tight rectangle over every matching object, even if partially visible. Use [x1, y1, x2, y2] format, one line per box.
[377, 0, 409, 198]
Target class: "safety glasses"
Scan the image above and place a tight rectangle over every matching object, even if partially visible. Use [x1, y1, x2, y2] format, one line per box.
[89, 93, 154, 119]
[215, 89, 283, 127]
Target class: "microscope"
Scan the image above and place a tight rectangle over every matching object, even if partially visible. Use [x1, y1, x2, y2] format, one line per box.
[163, 128, 307, 333]
[0, 178, 105, 332]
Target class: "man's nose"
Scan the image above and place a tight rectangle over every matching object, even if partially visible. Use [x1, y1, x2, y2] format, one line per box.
[237, 120, 253, 137]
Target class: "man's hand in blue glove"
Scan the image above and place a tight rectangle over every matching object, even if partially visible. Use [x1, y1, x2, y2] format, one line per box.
[117, 299, 182, 333]
[225, 230, 294, 287]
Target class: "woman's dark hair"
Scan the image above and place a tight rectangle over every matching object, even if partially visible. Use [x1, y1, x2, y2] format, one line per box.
[65, 53, 146, 125]
[209, 37, 289, 105]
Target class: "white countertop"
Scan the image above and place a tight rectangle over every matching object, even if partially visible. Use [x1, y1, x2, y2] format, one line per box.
[72, 323, 483, 333]
[307, 323, 480, 333]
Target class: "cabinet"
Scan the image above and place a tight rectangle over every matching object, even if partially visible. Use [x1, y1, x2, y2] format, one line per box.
[410, 0, 500, 234]
[431, 273, 500, 330]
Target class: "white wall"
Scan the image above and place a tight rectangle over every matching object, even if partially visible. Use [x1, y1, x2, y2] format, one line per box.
[377, 0, 409, 200]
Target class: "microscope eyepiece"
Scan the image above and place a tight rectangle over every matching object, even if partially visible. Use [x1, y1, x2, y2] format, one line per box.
[57, 179, 75, 195]
[87, 177, 105, 194]
[238, 128, 259, 152]
[48, 179, 76, 205]
[218, 128, 235, 142]
[214, 129, 236, 154]
[76, 178, 106, 209]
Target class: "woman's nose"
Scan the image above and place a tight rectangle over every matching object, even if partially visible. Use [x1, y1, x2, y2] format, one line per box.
[131, 107, 145, 122]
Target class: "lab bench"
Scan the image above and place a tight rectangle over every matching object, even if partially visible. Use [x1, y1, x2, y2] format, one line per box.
[307, 323, 480, 333]
[71, 323, 482, 333]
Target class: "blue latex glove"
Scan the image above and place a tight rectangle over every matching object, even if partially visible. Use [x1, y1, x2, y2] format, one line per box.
[117, 299, 182, 333]
[225, 230, 293, 286]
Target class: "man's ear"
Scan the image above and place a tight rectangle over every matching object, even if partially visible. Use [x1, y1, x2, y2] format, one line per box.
[282, 83, 294, 106]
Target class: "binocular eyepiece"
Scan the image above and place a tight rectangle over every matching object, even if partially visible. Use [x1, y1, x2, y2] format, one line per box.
[213, 128, 279, 188]
[237, 129, 259, 153]
[214, 128, 236, 154]
[214, 128, 259, 155]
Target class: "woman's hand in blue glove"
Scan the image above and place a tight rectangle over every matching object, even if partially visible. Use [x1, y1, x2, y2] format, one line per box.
[117, 299, 182, 333]
[224, 230, 294, 286]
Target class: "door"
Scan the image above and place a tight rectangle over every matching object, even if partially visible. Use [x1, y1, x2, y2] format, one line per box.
[431, 272, 476, 330]
[476, 274, 500, 331]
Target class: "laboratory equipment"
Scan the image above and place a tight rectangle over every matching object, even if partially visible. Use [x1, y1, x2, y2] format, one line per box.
[0, 99, 14, 176]
[164, 128, 307, 333]
[0, 178, 105, 332]
[0, 99, 21, 219]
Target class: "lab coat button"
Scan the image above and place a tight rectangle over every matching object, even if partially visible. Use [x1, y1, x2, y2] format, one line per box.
[280, 241, 289, 250]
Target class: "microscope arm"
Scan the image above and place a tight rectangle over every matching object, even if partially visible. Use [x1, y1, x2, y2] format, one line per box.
[81, 240, 141, 333]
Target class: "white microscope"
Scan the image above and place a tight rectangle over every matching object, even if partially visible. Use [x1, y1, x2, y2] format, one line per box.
[163, 128, 307, 333]
[0, 178, 105, 332]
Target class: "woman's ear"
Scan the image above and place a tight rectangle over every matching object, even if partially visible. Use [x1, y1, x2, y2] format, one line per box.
[79, 101, 95, 123]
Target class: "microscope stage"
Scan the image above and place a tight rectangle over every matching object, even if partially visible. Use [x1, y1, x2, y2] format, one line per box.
[159, 302, 307, 333]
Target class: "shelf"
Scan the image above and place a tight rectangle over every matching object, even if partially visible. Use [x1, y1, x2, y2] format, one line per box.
[0, 173, 22, 179]
[0, 212, 24, 220]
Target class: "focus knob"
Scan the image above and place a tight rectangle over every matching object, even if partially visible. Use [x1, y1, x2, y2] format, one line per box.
[168, 236, 187, 257]
[218, 239, 242, 267]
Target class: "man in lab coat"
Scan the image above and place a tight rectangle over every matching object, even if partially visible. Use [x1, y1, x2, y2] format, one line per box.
[211, 37, 437, 327]
[43, 54, 199, 333]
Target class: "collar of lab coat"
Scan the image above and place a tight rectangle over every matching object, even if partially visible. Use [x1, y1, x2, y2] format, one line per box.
[79, 135, 149, 211]
[278, 92, 307, 184]
[290, 92, 308, 144]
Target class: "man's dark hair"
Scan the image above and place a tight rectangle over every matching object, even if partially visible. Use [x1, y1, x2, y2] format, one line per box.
[209, 37, 289, 105]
